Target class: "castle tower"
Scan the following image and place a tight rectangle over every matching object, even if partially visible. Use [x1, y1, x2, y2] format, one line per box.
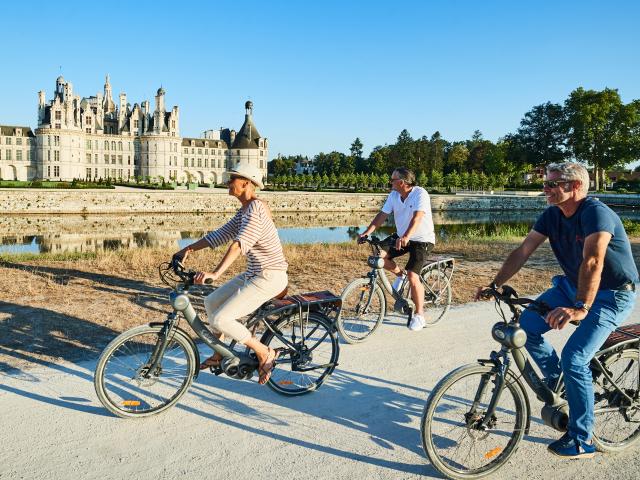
[102, 74, 116, 114]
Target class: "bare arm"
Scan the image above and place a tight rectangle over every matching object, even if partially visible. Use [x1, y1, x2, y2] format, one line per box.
[492, 230, 547, 287]
[194, 241, 242, 285]
[397, 210, 425, 248]
[173, 237, 210, 263]
[475, 230, 547, 300]
[546, 231, 611, 329]
[360, 211, 389, 238]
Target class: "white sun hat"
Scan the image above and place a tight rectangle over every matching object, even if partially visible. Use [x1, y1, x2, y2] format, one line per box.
[227, 163, 264, 189]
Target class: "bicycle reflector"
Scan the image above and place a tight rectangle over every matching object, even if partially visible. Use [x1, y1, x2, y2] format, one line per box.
[278, 380, 293, 385]
[484, 447, 503, 459]
[122, 400, 141, 407]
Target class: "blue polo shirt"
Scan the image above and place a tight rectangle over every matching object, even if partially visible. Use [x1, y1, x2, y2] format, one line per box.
[532, 197, 638, 290]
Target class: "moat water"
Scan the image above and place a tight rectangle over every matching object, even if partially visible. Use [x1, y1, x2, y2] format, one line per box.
[2, 209, 639, 256]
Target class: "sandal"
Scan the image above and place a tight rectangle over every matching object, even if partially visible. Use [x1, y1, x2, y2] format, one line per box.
[199, 353, 222, 371]
[258, 348, 280, 385]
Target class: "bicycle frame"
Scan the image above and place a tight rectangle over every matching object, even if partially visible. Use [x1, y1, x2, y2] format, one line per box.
[475, 290, 640, 433]
[148, 277, 341, 381]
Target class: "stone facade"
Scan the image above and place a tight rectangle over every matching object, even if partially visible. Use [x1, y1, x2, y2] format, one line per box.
[0, 126, 37, 181]
[0, 76, 268, 183]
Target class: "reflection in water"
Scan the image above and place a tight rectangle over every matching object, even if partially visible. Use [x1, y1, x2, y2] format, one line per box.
[1, 209, 637, 255]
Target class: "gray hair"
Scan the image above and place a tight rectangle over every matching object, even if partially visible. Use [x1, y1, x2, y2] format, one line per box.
[393, 167, 416, 186]
[546, 162, 590, 194]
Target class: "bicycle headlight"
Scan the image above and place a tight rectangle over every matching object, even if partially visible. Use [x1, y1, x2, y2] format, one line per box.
[367, 256, 385, 269]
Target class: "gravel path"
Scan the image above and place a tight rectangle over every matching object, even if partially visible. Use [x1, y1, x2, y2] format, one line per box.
[2, 301, 640, 480]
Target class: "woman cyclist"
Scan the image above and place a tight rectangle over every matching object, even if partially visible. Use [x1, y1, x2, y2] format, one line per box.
[173, 163, 288, 384]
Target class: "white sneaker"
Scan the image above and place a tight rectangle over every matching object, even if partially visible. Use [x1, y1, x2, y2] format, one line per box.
[392, 274, 406, 292]
[408, 314, 426, 331]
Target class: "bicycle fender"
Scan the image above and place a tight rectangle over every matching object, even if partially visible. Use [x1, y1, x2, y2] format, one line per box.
[149, 323, 201, 379]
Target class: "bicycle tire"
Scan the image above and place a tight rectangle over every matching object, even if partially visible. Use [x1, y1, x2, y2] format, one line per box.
[585, 347, 640, 452]
[337, 278, 386, 344]
[420, 266, 452, 326]
[421, 363, 528, 479]
[94, 324, 196, 418]
[261, 311, 339, 395]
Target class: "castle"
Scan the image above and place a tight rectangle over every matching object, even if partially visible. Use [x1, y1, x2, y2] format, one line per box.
[0, 75, 268, 184]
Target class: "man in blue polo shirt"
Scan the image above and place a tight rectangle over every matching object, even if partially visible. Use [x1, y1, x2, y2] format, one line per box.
[478, 161, 638, 458]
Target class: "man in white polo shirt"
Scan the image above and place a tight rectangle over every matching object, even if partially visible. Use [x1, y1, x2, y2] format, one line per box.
[359, 167, 436, 330]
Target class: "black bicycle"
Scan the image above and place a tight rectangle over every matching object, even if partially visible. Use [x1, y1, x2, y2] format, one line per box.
[421, 285, 640, 479]
[94, 260, 341, 418]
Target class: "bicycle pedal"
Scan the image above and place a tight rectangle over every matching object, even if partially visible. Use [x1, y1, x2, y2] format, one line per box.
[212, 367, 224, 376]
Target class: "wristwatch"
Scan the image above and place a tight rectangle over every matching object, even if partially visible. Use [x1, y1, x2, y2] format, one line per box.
[573, 301, 590, 312]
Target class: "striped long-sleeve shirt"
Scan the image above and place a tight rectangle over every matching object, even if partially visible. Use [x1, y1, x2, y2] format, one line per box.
[204, 200, 288, 277]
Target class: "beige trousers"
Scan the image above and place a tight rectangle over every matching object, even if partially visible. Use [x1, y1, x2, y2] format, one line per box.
[203, 269, 288, 343]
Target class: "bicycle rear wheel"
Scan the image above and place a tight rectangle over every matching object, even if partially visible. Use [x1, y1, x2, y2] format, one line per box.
[590, 347, 640, 452]
[421, 266, 452, 326]
[94, 325, 196, 418]
[261, 312, 339, 395]
[337, 278, 385, 343]
[421, 364, 528, 479]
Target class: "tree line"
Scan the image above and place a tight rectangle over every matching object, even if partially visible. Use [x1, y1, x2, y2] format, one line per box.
[269, 87, 640, 191]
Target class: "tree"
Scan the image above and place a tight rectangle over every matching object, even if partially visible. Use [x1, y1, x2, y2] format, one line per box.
[565, 88, 640, 190]
[515, 102, 569, 165]
[350, 138, 367, 173]
[445, 143, 469, 173]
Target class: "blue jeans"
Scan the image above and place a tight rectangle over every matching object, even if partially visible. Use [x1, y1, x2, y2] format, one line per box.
[520, 275, 636, 445]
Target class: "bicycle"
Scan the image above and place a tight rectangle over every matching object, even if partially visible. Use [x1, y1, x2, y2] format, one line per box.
[336, 235, 454, 344]
[420, 285, 640, 479]
[94, 259, 341, 418]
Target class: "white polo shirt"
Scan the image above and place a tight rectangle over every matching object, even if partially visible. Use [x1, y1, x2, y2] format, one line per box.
[381, 186, 435, 244]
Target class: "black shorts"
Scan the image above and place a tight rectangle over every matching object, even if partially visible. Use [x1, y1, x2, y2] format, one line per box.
[381, 234, 434, 274]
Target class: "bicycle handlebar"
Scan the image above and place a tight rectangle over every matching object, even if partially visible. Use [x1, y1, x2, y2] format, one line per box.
[159, 258, 214, 289]
[480, 284, 552, 317]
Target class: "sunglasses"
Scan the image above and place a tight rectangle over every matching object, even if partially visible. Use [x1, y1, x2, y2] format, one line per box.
[542, 180, 572, 188]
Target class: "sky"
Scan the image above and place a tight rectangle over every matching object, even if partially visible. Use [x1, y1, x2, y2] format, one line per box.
[1, 0, 639, 158]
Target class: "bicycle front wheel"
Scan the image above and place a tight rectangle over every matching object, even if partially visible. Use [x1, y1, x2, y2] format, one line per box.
[94, 325, 196, 418]
[261, 312, 339, 396]
[421, 364, 528, 479]
[590, 347, 640, 452]
[421, 266, 452, 326]
[337, 278, 386, 343]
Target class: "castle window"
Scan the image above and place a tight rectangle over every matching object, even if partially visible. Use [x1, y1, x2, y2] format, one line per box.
[16, 138, 22, 146]
[55, 124, 61, 129]
[54, 136, 60, 146]
[118, 142, 123, 151]
[16, 150, 22, 161]
[198, 149, 202, 155]
[204, 159, 208, 168]
[54, 166, 59, 177]
[104, 154, 109, 163]
[86, 128, 91, 133]
[111, 141, 116, 150]
[86, 117, 92, 125]
[54, 151, 60, 161]
[134, 120, 139, 128]
[5, 138, 11, 145]
[55, 111, 61, 120]
[105, 141, 109, 150]
[86, 140, 91, 149]
[86, 153, 91, 163]
[111, 155, 116, 164]
[118, 155, 123, 165]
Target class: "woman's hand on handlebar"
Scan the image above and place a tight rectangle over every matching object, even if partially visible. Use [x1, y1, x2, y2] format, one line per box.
[173, 247, 192, 265]
[194, 271, 218, 285]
